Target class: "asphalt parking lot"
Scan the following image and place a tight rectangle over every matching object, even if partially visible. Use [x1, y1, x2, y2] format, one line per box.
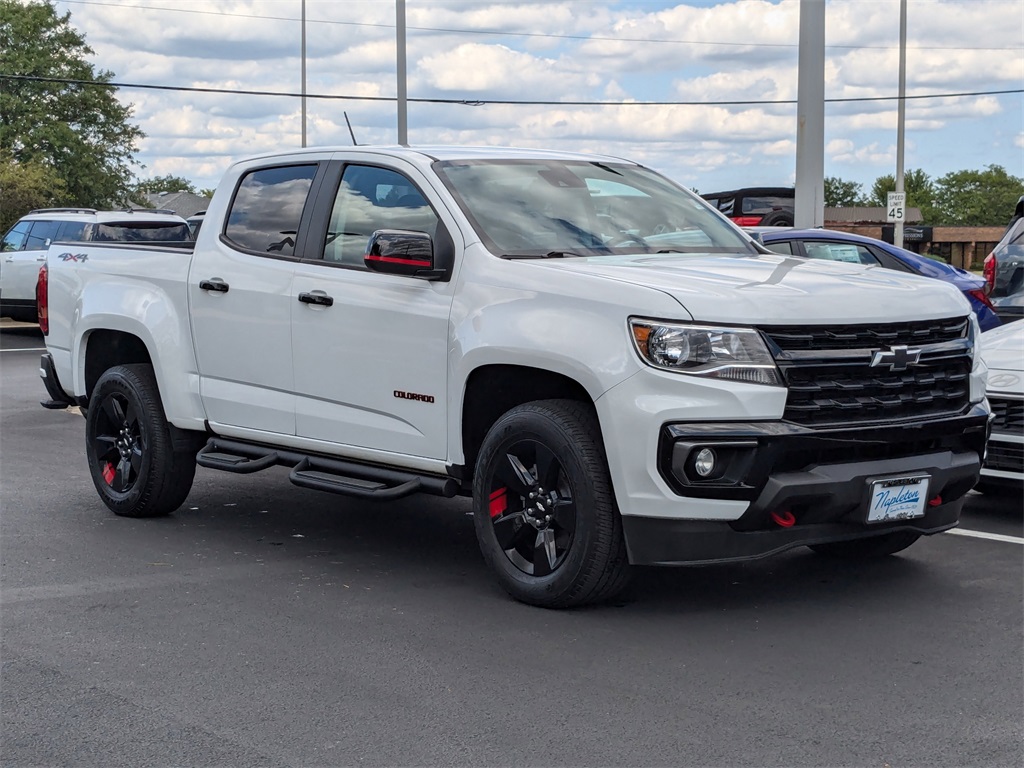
[2, 323, 1021, 767]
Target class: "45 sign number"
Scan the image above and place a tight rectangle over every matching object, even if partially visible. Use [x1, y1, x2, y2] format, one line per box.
[887, 192, 906, 223]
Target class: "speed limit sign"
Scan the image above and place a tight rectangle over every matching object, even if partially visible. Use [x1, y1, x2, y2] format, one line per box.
[887, 192, 906, 223]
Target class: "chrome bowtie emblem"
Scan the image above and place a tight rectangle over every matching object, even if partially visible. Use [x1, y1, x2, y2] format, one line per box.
[870, 345, 922, 371]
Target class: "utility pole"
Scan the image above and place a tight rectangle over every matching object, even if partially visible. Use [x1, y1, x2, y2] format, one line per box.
[794, 0, 825, 229]
[894, 0, 908, 248]
[396, 0, 408, 146]
[301, 0, 307, 147]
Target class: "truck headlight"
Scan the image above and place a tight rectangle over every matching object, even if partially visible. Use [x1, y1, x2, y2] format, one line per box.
[629, 319, 783, 386]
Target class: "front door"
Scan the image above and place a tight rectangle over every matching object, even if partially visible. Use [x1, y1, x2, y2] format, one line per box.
[290, 161, 457, 460]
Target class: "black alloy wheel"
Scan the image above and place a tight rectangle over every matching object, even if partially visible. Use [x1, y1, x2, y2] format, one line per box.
[91, 390, 145, 494]
[488, 440, 577, 577]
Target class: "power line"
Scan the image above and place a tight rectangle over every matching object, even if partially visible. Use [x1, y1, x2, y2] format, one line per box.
[56, 0, 1024, 53]
[3, 73, 1021, 107]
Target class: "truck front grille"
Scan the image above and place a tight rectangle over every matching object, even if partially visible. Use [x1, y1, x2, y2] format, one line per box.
[764, 317, 968, 351]
[989, 396, 1024, 432]
[760, 317, 972, 427]
[984, 443, 1024, 473]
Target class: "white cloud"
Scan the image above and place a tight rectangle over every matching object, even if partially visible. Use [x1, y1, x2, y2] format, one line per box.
[44, 0, 1024, 192]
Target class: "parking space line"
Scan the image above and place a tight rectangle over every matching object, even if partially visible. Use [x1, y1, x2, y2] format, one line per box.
[947, 528, 1024, 545]
[0, 347, 46, 352]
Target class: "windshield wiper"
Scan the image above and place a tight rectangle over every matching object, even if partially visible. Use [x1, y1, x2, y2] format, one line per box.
[500, 250, 589, 260]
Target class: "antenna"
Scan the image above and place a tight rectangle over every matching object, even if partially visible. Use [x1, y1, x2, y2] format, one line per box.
[343, 112, 358, 146]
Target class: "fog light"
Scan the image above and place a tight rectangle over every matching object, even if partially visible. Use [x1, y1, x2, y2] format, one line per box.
[693, 448, 716, 477]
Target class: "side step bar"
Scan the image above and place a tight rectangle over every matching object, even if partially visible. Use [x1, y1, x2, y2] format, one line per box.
[196, 437, 458, 501]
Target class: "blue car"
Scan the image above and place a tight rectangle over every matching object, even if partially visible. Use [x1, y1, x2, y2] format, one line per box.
[755, 228, 1001, 331]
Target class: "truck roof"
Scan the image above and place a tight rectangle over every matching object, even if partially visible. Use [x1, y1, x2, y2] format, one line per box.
[233, 144, 641, 166]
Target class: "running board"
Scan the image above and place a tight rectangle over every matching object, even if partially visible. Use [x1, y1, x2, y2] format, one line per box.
[195, 438, 458, 500]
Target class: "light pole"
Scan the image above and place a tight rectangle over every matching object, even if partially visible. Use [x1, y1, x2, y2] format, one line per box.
[397, 0, 408, 145]
[794, 0, 825, 229]
[894, 0, 907, 248]
[301, 0, 307, 147]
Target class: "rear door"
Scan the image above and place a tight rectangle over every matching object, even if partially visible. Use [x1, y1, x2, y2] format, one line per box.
[4, 219, 59, 304]
[189, 159, 327, 435]
[289, 158, 459, 460]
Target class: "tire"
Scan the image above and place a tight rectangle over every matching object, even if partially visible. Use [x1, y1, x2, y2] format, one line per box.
[759, 211, 794, 227]
[85, 364, 196, 517]
[808, 531, 921, 559]
[472, 399, 630, 608]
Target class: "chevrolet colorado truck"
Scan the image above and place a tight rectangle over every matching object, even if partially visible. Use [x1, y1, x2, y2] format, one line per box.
[38, 146, 990, 607]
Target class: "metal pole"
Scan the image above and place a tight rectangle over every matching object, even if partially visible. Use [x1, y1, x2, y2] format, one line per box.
[301, 0, 307, 147]
[794, 0, 825, 229]
[894, 0, 907, 248]
[396, 0, 408, 146]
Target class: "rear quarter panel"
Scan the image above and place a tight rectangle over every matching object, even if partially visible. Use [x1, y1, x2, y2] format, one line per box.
[45, 243, 206, 429]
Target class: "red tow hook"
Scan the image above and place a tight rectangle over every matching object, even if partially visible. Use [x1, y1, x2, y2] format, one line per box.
[770, 510, 796, 528]
[928, 495, 943, 507]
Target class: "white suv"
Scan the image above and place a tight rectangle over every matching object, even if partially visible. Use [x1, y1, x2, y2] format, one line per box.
[1, 208, 191, 322]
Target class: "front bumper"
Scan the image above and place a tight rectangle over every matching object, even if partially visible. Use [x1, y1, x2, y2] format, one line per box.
[622, 500, 962, 566]
[623, 405, 988, 565]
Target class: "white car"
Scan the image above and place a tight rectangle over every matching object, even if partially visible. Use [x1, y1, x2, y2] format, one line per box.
[979, 320, 1024, 492]
[1, 208, 191, 322]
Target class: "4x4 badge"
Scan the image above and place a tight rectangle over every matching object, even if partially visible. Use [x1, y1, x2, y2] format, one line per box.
[870, 345, 922, 371]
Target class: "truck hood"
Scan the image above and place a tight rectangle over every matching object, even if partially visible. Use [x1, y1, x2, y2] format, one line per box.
[981, 321, 1024, 389]
[532, 252, 970, 324]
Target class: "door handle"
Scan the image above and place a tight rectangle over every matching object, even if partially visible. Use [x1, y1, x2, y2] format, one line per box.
[298, 291, 334, 307]
[199, 279, 229, 293]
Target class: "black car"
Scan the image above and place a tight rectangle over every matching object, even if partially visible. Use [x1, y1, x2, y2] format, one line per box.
[701, 187, 794, 227]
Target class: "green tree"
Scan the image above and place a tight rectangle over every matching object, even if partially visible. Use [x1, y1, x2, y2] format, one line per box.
[824, 177, 863, 207]
[0, 151, 67, 232]
[133, 174, 197, 196]
[199, 188, 216, 199]
[867, 169, 937, 222]
[931, 165, 1023, 226]
[0, 0, 144, 209]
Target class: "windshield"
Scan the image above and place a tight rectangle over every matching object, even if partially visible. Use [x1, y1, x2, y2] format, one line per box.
[433, 159, 754, 257]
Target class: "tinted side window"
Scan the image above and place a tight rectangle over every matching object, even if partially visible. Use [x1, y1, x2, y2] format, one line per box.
[225, 165, 318, 255]
[24, 220, 61, 250]
[56, 221, 87, 242]
[2, 221, 31, 252]
[323, 165, 438, 267]
[717, 197, 735, 216]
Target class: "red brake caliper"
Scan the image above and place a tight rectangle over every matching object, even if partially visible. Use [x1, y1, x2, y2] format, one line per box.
[102, 462, 116, 485]
[489, 487, 508, 518]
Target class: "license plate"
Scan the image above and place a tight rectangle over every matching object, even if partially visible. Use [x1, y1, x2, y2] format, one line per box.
[866, 475, 929, 523]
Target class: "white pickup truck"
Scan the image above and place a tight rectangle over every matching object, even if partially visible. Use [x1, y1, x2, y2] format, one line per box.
[38, 146, 991, 607]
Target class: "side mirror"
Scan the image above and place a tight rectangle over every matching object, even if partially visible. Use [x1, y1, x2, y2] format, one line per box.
[364, 229, 445, 280]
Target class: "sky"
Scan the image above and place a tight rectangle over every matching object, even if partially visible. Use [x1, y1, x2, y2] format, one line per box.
[50, 0, 1024, 195]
